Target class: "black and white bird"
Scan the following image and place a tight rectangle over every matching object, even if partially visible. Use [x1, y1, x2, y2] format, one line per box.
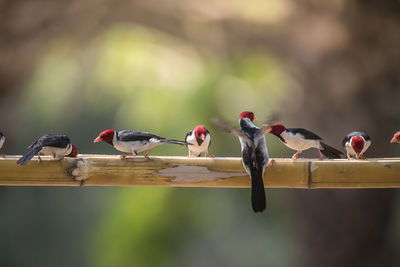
[17, 134, 78, 165]
[185, 125, 213, 157]
[0, 132, 5, 158]
[94, 129, 189, 158]
[213, 111, 271, 213]
[266, 124, 343, 160]
[390, 131, 400, 144]
[342, 131, 371, 160]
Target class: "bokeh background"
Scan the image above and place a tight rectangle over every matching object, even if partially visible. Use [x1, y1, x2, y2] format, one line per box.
[1, 0, 400, 266]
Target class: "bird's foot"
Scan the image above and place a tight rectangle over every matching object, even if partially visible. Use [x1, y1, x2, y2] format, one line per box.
[144, 150, 151, 160]
[318, 150, 324, 160]
[268, 159, 276, 167]
[347, 156, 353, 160]
[187, 154, 194, 158]
[360, 156, 368, 160]
[0, 154, 5, 158]
[207, 153, 215, 158]
[37, 154, 42, 164]
[291, 151, 302, 160]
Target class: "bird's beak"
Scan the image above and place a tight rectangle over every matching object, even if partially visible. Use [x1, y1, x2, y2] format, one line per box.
[390, 137, 398, 143]
[93, 137, 102, 143]
[265, 128, 272, 133]
[254, 115, 258, 120]
[200, 134, 206, 141]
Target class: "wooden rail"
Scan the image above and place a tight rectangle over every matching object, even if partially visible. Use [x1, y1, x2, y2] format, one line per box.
[0, 155, 399, 188]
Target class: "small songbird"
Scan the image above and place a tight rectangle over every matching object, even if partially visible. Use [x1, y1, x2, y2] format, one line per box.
[17, 134, 78, 165]
[342, 131, 371, 160]
[94, 129, 189, 158]
[390, 131, 400, 143]
[185, 125, 213, 157]
[212, 111, 270, 213]
[266, 124, 343, 160]
[0, 132, 5, 158]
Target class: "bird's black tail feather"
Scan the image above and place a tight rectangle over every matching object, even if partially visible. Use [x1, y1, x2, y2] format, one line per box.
[162, 139, 191, 146]
[17, 146, 42, 165]
[320, 142, 343, 159]
[250, 167, 266, 213]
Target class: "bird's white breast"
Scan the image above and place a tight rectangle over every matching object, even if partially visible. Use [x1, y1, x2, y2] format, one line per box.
[40, 144, 72, 158]
[281, 131, 321, 151]
[186, 133, 210, 156]
[113, 135, 162, 154]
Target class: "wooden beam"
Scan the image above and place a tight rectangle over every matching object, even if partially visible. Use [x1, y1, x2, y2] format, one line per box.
[0, 155, 399, 188]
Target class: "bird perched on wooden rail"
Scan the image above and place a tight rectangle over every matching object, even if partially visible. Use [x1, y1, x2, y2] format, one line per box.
[0, 132, 5, 158]
[390, 131, 400, 144]
[265, 124, 343, 160]
[185, 125, 213, 157]
[17, 134, 78, 165]
[94, 129, 190, 159]
[212, 111, 273, 213]
[342, 131, 371, 160]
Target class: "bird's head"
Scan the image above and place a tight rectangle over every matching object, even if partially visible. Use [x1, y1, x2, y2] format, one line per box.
[194, 125, 208, 141]
[266, 124, 286, 136]
[351, 136, 364, 158]
[390, 131, 400, 143]
[68, 144, 78, 158]
[94, 129, 115, 144]
[239, 111, 257, 121]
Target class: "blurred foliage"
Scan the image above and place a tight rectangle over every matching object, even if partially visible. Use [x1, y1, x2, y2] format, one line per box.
[1, 0, 400, 266]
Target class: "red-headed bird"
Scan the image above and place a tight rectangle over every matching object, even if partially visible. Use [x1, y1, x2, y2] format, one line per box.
[342, 131, 371, 160]
[94, 129, 189, 158]
[17, 134, 77, 165]
[185, 125, 213, 157]
[390, 131, 400, 143]
[266, 124, 342, 160]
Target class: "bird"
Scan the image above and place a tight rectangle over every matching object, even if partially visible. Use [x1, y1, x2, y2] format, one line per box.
[94, 129, 189, 158]
[342, 131, 371, 160]
[212, 111, 271, 213]
[0, 132, 5, 158]
[390, 131, 400, 144]
[17, 134, 78, 165]
[266, 124, 343, 160]
[185, 125, 213, 157]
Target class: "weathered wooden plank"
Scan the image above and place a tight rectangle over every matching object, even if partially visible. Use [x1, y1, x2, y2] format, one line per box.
[0, 155, 399, 188]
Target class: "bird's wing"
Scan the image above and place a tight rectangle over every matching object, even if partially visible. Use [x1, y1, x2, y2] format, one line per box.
[117, 130, 161, 142]
[38, 134, 71, 148]
[211, 118, 253, 144]
[342, 135, 351, 147]
[184, 130, 193, 143]
[289, 128, 322, 140]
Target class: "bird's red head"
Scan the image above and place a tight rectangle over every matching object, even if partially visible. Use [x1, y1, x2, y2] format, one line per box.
[266, 124, 286, 136]
[390, 131, 400, 143]
[351, 136, 364, 155]
[94, 129, 115, 144]
[239, 111, 257, 121]
[68, 144, 78, 158]
[194, 125, 208, 140]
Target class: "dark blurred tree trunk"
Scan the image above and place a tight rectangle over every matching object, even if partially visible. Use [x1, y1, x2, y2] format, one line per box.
[285, 1, 400, 266]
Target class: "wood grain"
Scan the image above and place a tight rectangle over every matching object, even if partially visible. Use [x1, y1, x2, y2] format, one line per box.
[0, 155, 399, 188]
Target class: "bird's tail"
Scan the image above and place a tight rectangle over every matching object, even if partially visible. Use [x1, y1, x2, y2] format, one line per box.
[161, 139, 191, 146]
[17, 146, 42, 165]
[250, 166, 266, 213]
[320, 142, 343, 159]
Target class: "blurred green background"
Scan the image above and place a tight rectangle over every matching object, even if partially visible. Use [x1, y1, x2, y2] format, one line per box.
[1, 0, 400, 266]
